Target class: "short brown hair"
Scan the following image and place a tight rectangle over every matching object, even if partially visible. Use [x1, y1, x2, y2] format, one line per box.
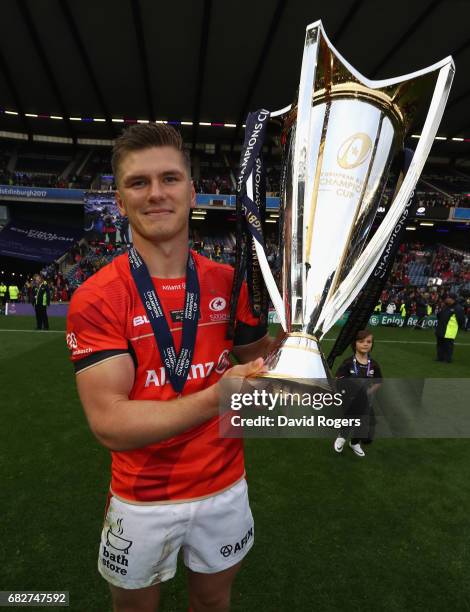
[112, 123, 191, 184]
[351, 329, 374, 353]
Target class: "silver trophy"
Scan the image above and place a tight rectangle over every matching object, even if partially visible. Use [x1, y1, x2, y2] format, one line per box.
[245, 20, 454, 387]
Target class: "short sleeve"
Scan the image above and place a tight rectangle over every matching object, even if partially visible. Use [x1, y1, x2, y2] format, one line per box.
[66, 284, 129, 372]
[233, 281, 267, 346]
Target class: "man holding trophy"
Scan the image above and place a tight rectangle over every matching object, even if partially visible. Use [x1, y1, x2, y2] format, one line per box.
[67, 17, 454, 612]
[67, 124, 270, 612]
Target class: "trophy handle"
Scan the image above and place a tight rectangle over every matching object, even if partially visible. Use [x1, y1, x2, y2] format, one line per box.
[317, 58, 455, 335]
[271, 104, 292, 118]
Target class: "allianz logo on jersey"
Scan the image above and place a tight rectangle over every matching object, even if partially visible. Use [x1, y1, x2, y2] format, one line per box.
[144, 349, 230, 387]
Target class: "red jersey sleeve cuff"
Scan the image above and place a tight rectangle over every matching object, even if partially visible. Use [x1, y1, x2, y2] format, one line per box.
[73, 349, 131, 373]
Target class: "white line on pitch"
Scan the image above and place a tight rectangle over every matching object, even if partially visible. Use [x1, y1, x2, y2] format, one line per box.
[0, 329, 64, 334]
[322, 338, 470, 346]
[1, 329, 469, 346]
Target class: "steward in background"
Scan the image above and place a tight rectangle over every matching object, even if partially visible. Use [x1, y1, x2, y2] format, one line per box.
[435, 293, 465, 363]
[0, 281, 7, 313]
[34, 275, 51, 330]
[7, 283, 19, 303]
[399, 301, 407, 318]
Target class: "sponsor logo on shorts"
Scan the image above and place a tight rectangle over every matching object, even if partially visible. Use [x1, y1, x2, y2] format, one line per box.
[102, 518, 133, 577]
[220, 526, 253, 558]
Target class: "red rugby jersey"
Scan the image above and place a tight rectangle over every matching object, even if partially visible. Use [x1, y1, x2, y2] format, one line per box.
[66, 251, 263, 503]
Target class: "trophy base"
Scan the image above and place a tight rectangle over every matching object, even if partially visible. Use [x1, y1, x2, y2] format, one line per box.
[254, 332, 332, 392]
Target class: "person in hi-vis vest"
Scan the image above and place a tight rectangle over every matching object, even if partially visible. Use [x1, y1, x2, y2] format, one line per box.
[8, 283, 19, 302]
[34, 276, 51, 330]
[0, 281, 7, 311]
[435, 294, 465, 363]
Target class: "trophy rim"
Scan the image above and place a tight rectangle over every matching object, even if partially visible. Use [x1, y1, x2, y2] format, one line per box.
[306, 19, 455, 90]
[269, 21, 454, 120]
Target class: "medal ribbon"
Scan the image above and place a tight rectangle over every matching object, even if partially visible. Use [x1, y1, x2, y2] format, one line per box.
[228, 109, 270, 336]
[128, 247, 200, 393]
[353, 356, 371, 377]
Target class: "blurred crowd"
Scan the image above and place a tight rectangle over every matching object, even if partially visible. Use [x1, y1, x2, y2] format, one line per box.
[415, 194, 470, 209]
[67, 240, 127, 288]
[3, 165, 470, 207]
[377, 286, 469, 317]
[193, 176, 233, 195]
[19, 268, 71, 304]
[0, 169, 92, 190]
[3, 234, 469, 331]
[375, 242, 470, 325]
[387, 242, 470, 290]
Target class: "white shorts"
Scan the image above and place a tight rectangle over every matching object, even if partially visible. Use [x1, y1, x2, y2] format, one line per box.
[98, 479, 254, 589]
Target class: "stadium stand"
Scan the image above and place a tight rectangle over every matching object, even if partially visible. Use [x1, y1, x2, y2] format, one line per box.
[0, 145, 469, 317]
[2, 140, 470, 208]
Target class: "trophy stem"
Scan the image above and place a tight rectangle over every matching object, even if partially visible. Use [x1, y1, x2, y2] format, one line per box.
[255, 331, 332, 390]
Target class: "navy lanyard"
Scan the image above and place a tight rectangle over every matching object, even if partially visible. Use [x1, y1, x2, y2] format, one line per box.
[353, 356, 371, 377]
[128, 247, 200, 393]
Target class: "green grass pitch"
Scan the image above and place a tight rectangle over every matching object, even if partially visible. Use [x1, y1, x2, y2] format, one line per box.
[0, 316, 469, 611]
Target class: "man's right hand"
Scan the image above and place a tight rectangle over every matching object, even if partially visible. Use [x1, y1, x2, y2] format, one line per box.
[222, 357, 265, 380]
[208, 358, 266, 407]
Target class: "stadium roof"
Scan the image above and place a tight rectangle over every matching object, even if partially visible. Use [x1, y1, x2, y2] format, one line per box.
[1, 0, 470, 156]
